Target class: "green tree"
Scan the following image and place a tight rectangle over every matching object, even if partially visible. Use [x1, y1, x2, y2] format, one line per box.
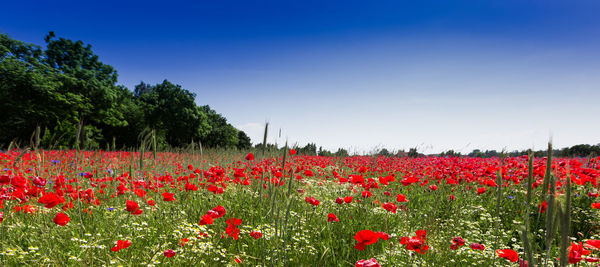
[198, 105, 239, 148]
[0, 32, 72, 146]
[408, 148, 420, 158]
[236, 131, 252, 150]
[0, 32, 247, 150]
[135, 80, 210, 147]
[334, 148, 349, 157]
[378, 148, 391, 156]
[297, 143, 317, 155]
[44, 32, 130, 148]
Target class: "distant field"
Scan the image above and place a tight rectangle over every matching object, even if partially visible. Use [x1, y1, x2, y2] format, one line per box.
[0, 149, 599, 266]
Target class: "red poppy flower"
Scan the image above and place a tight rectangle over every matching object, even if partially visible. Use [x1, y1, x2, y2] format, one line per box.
[452, 237, 466, 246]
[361, 191, 372, 198]
[250, 231, 262, 239]
[305, 197, 320, 206]
[0, 211, 3, 224]
[335, 197, 344, 204]
[344, 196, 353, 203]
[470, 243, 485, 250]
[377, 232, 390, 240]
[477, 187, 486, 195]
[569, 242, 591, 264]
[585, 239, 600, 250]
[400, 230, 428, 254]
[358, 166, 367, 173]
[382, 202, 397, 213]
[350, 175, 365, 185]
[134, 188, 147, 198]
[591, 202, 600, 209]
[354, 230, 380, 251]
[185, 183, 198, 192]
[209, 205, 226, 218]
[163, 249, 176, 258]
[327, 213, 339, 222]
[111, 240, 132, 252]
[53, 212, 70, 226]
[355, 258, 381, 267]
[538, 201, 548, 213]
[33, 176, 47, 187]
[226, 218, 242, 240]
[449, 195, 456, 201]
[496, 249, 519, 262]
[245, 153, 254, 161]
[162, 192, 176, 201]
[586, 257, 600, 263]
[396, 194, 408, 202]
[38, 192, 65, 209]
[199, 214, 214, 225]
[126, 200, 142, 215]
[290, 149, 296, 155]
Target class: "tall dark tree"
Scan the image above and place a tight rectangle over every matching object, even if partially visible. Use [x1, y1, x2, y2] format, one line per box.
[199, 105, 239, 148]
[236, 131, 252, 150]
[43, 32, 130, 148]
[0, 33, 71, 146]
[135, 80, 210, 147]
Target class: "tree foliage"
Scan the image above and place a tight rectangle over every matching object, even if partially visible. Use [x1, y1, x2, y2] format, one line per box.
[0, 31, 250, 149]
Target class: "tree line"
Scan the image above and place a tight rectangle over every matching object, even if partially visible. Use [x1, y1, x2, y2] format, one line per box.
[364, 144, 600, 158]
[435, 144, 600, 158]
[0, 31, 251, 150]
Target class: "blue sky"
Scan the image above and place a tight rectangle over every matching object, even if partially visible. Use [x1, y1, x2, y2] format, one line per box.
[2, 0, 600, 153]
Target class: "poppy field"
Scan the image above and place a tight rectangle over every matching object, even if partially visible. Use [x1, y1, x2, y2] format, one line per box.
[1, 147, 600, 266]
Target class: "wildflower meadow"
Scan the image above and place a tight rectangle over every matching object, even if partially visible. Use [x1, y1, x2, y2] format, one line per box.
[1, 142, 599, 266]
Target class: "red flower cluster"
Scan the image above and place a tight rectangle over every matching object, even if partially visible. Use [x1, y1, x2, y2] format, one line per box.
[381, 202, 397, 213]
[126, 200, 143, 215]
[568, 242, 591, 264]
[162, 192, 176, 201]
[225, 218, 242, 240]
[305, 196, 320, 206]
[335, 196, 354, 204]
[354, 230, 381, 251]
[450, 236, 465, 250]
[400, 230, 428, 254]
[111, 240, 132, 252]
[163, 249, 176, 258]
[199, 205, 227, 225]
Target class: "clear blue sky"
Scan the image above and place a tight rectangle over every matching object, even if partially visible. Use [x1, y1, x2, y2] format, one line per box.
[2, 0, 599, 154]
